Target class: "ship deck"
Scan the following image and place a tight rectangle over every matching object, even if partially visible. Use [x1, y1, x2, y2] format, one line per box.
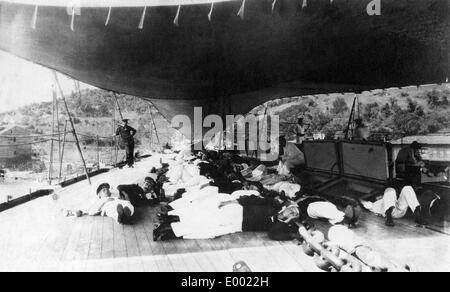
[0, 156, 449, 272]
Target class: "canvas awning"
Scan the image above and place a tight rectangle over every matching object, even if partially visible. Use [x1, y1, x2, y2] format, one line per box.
[0, 0, 449, 122]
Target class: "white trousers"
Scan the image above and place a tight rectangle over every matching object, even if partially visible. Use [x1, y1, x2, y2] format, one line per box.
[307, 201, 345, 225]
[101, 199, 135, 221]
[367, 186, 420, 219]
[171, 203, 243, 239]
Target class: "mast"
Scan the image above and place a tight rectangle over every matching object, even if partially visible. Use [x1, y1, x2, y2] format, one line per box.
[53, 71, 91, 185]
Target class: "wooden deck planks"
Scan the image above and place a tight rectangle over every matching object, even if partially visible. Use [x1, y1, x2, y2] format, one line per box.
[140, 206, 175, 272]
[0, 156, 448, 272]
[86, 216, 104, 271]
[123, 223, 145, 272]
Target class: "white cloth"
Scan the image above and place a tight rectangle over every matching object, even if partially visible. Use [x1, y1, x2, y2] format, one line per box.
[171, 202, 243, 239]
[168, 186, 220, 210]
[363, 186, 420, 219]
[265, 181, 301, 199]
[163, 161, 211, 198]
[166, 188, 261, 239]
[168, 187, 244, 239]
[307, 201, 345, 225]
[101, 199, 135, 221]
[277, 161, 291, 176]
[230, 190, 260, 200]
[84, 195, 134, 222]
[175, 148, 193, 162]
[147, 173, 158, 181]
[167, 163, 200, 184]
[296, 124, 306, 144]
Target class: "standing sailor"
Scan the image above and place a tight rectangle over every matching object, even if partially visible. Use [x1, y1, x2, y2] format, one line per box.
[116, 119, 137, 168]
[395, 141, 425, 185]
[295, 117, 309, 144]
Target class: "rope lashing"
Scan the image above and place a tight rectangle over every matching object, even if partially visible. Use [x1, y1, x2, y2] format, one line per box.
[174, 5, 181, 26]
[237, 0, 246, 20]
[31, 5, 38, 29]
[70, 7, 75, 31]
[138, 6, 147, 29]
[208, 2, 214, 22]
[105, 7, 112, 26]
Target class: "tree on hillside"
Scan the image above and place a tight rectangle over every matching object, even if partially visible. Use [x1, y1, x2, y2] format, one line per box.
[97, 103, 112, 117]
[381, 103, 391, 118]
[363, 102, 381, 121]
[310, 110, 333, 132]
[426, 90, 450, 109]
[331, 97, 349, 115]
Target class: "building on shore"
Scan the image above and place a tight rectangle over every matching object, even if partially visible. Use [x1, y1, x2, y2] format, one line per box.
[0, 126, 33, 166]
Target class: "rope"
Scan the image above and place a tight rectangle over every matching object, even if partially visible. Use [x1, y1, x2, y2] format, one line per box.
[0, 132, 116, 140]
[0, 133, 62, 138]
[0, 139, 54, 147]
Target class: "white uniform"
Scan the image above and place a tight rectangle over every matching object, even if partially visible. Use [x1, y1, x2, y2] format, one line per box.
[171, 202, 243, 239]
[296, 124, 306, 144]
[101, 199, 135, 221]
[307, 201, 345, 225]
[168, 186, 220, 210]
[84, 196, 135, 223]
[362, 186, 420, 219]
[164, 162, 211, 197]
[265, 182, 301, 199]
[168, 188, 257, 239]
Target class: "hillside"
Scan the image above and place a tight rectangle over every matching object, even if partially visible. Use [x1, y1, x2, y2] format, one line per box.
[252, 84, 450, 141]
[0, 89, 176, 148]
[0, 90, 177, 176]
[2, 84, 450, 144]
[1, 84, 449, 175]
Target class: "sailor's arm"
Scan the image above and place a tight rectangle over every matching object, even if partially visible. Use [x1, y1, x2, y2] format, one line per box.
[130, 126, 137, 137]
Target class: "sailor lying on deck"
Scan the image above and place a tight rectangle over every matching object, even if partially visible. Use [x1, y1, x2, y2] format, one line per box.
[153, 186, 360, 241]
[297, 195, 361, 227]
[66, 183, 135, 225]
[152, 186, 298, 241]
[360, 181, 431, 227]
[117, 174, 165, 206]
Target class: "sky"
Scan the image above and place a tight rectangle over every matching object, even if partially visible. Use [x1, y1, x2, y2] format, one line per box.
[0, 50, 94, 113]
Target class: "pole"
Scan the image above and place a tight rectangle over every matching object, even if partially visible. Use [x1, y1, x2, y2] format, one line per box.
[97, 135, 100, 170]
[112, 102, 117, 164]
[53, 71, 91, 185]
[113, 92, 124, 121]
[113, 93, 122, 164]
[54, 86, 61, 178]
[150, 119, 154, 151]
[59, 120, 68, 180]
[148, 103, 161, 148]
[48, 92, 55, 185]
[344, 96, 358, 140]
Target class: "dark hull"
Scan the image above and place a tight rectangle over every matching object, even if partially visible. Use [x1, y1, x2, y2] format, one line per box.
[1, 0, 449, 119]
